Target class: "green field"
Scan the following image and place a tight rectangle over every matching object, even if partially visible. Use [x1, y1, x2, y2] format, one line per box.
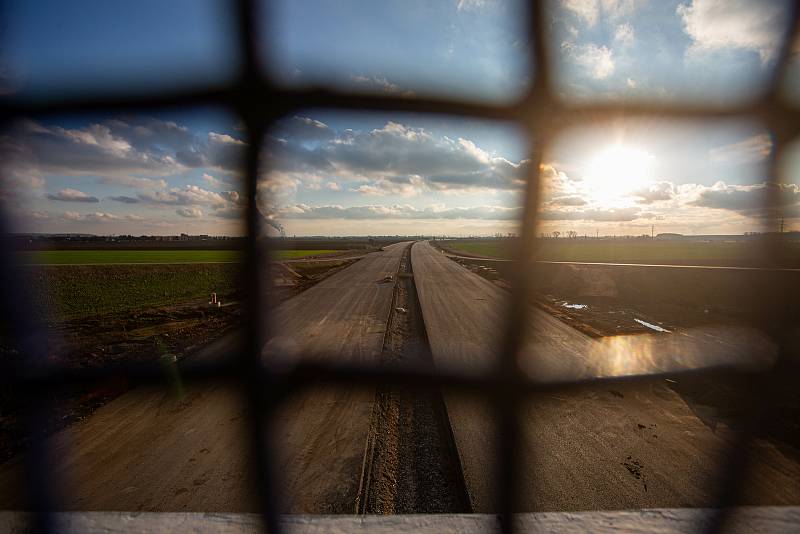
[18, 250, 241, 265]
[19, 249, 342, 265]
[442, 239, 800, 266]
[444, 240, 512, 259]
[19, 248, 340, 321]
[25, 263, 240, 322]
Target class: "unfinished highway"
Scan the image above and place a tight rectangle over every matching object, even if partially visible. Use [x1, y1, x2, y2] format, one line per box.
[411, 240, 800, 511]
[2, 239, 798, 514]
[0, 242, 411, 513]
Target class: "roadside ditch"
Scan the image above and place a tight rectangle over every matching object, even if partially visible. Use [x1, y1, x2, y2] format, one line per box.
[359, 243, 471, 514]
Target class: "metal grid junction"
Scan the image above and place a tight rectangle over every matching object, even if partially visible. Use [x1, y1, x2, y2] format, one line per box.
[1, 1, 800, 533]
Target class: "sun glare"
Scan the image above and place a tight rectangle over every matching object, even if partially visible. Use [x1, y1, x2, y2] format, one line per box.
[583, 144, 654, 204]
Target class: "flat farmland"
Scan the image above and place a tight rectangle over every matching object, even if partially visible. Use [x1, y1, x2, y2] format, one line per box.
[18, 249, 350, 265]
[18, 249, 241, 265]
[440, 238, 800, 267]
[24, 263, 240, 321]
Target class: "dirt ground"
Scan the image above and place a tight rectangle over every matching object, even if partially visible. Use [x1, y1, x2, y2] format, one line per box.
[361, 245, 470, 514]
[443, 253, 800, 464]
[0, 258, 353, 464]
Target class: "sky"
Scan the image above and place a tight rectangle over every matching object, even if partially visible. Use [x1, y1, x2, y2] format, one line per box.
[2, 0, 800, 236]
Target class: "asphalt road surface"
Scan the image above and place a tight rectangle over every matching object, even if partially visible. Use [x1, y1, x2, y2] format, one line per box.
[0, 242, 410, 513]
[411, 240, 800, 512]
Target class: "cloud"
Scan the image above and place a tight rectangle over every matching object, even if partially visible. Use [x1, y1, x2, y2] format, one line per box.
[562, 0, 599, 26]
[540, 206, 649, 222]
[631, 181, 676, 204]
[677, 0, 787, 64]
[62, 211, 139, 222]
[46, 188, 99, 203]
[708, 133, 772, 163]
[138, 184, 230, 207]
[134, 183, 243, 221]
[272, 116, 335, 143]
[327, 182, 341, 191]
[564, 42, 615, 79]
[6, 117, 246, 187]
[263, 119, 530, 198]
[202, 172, 224, 188]
[456, 0, 486, 11]
[354, 175, 429, 197]
[108, 195, 140, 204]
[176, 207, 203, 218]
[613, 23, 635, 46]
[212, 205, 244, 219]
[600, 0, 639, 18]
[561, 0, 640, 27]
[350, 76, 415, 97]
[549, 195, 588, 207]
[278, 203, 522, 220]
[97, 176, 168, 190]
[689, 181, 800, 217]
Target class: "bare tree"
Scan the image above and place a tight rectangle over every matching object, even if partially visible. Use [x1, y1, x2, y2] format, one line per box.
[552, 230, 561, 239]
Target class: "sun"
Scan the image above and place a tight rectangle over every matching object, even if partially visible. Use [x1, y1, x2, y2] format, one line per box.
[583, 144, 654, 204]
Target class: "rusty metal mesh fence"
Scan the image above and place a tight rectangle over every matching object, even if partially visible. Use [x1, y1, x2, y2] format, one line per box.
[1, 1, 800, 533]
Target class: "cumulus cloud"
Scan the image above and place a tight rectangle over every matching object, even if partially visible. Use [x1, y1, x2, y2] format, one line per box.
[278, 203, 522, 220]
[46, 188, 99, 203]
[689, 181, 800, 218]
[132, 183, 244, 221]
[5, 117, 246, 186]
[562, 0, 599, 26]
[263, 118, 530, 198]
[176, 207, 203, 218]
[138, 184, 230, 207]
[564, 42, 615, 79]
[677, 0, 787, 64]
[631, 181, 676, 204]
[561, 0, 640, 27]
[202, 172, 226, 188]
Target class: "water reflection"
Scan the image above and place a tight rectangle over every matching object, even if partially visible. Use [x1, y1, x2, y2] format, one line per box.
[521, 318, 775, 383]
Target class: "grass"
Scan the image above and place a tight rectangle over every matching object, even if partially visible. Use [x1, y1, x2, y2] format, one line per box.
[442, 239, 800, 266]
[25, 263, 240, 322]
[444, 241, 512, 259]
[19, 249, 341, 265]
[17, 247, 338, 322]
[18, 250, 241, 265]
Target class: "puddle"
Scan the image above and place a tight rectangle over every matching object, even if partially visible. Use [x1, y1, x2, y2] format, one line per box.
[561, 302, 588, 310]
[634, 318, 671, 333]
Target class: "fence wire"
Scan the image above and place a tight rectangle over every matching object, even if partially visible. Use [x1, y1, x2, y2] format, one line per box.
[1, 1, 800, 533]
